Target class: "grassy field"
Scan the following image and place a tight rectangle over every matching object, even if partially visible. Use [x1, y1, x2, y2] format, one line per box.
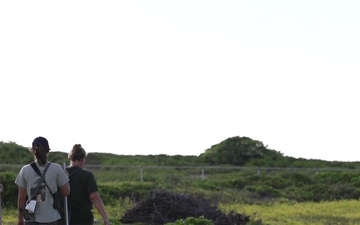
[2, 200, 360, 225]
[222, 200, 360, 225]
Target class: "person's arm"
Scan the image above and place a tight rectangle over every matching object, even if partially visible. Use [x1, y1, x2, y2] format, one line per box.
[89, 192, 110, 225]
[17, 187, 27, 225]
[59, 182, 70, 197]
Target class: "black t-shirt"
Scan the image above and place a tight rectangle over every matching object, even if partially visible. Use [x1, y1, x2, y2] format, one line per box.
[66, 166, 98, 223]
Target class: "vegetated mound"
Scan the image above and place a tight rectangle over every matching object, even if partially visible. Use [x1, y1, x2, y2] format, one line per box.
[120, 190, 250, 225]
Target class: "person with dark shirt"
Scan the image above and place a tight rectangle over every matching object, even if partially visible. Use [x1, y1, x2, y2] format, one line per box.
[65, 144, 110, 225]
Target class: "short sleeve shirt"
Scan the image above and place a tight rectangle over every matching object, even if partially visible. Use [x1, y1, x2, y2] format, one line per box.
[15, 162, 69, 223]
[66, 166, 98, 223]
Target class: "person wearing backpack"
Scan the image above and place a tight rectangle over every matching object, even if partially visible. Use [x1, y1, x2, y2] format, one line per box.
[64, 144, 110, 225]
[15, 136, 70, 225]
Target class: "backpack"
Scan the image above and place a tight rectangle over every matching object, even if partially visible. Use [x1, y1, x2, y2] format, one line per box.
[30, 162, 66, 220]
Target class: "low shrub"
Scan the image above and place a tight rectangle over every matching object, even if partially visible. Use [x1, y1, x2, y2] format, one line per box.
[98, 182, 154, 205]
[165, 216, 214, 225]
[0, 172, 18, 208]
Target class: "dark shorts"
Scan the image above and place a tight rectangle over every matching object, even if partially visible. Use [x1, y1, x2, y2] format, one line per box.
[57, 219, 93, 225]
[69, 223, 93, 225]
[70, 210, 94, 225]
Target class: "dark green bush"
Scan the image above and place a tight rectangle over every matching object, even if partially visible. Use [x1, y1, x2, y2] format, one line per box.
[245, 185, 280, 199]
[301, 183, 330, 202]
[165, 216, 214, 225]
[326, 183, 360, 200]
[261, 175, 290, 189]
[282, 172, 314, 187]
[223, 176, 248, 189]
[315, 172, 353, 184]
[0, 172, 18, 208]
[191, 180, 221, 191]
[98, 182, 154, 205]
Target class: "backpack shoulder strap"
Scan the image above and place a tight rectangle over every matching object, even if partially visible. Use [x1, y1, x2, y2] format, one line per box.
[30, 162, 53, 194]
[30, 162, 51, 177]
[30, 162, 41, 177]
[43, 163, 51, 177]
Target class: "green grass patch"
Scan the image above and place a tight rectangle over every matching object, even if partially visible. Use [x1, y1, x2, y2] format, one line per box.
[222, 200, 360, 225]
[3, 200, 360, 225]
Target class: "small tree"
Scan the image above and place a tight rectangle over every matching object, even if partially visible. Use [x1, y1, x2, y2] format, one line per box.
[199, 136, 268, 166]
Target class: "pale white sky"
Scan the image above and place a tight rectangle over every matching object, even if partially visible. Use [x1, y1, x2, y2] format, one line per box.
[1, 1, 359, 162]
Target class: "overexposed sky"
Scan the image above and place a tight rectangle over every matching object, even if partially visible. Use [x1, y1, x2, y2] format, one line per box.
[1, 1, 359, 161]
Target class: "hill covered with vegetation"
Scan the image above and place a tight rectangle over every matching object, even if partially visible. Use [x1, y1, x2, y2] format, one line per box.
[2, 136, 359, 168]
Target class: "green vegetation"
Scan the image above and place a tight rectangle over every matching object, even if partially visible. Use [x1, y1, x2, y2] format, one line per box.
[222, 200, 360, 225]
[165, 217, 214, 225]
[2, 137, 360, 225]
[3, 200, 360, 225]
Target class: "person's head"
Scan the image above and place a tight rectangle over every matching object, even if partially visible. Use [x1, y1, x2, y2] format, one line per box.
[68, 144, 87, 166]
[30, 136, 50, 165]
